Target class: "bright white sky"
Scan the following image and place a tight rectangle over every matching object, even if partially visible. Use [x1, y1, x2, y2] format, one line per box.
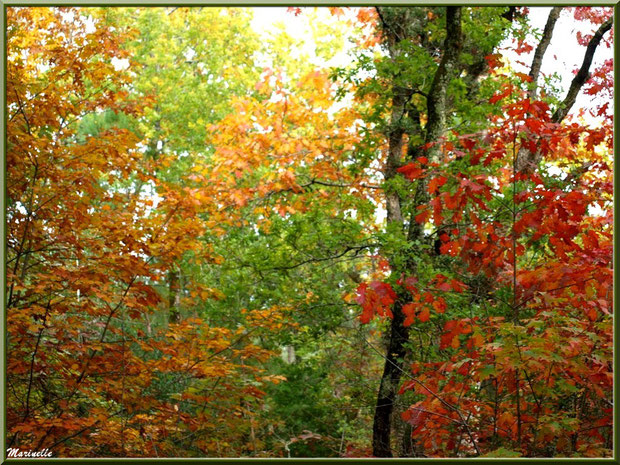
[250, 6, 613, 118]
[249, 7, 612, 224]
[508, 7, 613, 116]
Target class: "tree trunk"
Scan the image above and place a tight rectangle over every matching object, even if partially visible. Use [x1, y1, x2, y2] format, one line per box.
[372, 7, 462, 457]
[168, 268, 181, 323]
[372, 302, 409, 456]
[371, 10, 411, 453]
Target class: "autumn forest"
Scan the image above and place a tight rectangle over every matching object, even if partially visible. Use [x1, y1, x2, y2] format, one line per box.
[6, 6, 614, 458]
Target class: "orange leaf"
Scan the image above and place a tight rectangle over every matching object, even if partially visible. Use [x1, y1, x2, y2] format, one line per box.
[415, 209, 431, 224]
[418, 307, 431, 322]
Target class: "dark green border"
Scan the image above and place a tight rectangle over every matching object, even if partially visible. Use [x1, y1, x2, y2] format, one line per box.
[1, 2, 617, 464]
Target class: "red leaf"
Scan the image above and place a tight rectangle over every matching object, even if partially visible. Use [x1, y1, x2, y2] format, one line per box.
[461, 138, 476, 150]
[287, 7, 303, 16]
[397, 163, 424, 180]
[403, 303, 417, 326]
[450, 279, 467, 293]
[432, 297, 446, 313]
[415, 208, 431, 224]
[402, 406, 428, 430]
[428, 176, 448, 194]
[429, 196, 443, 223]
[514, 72, 533, 83]
[418, 307, 430, 322]
[489, 85, 512, 104]
[485, 53, 503, 69]
[398, 275, 418, 293]
[356, 281, 397, 324]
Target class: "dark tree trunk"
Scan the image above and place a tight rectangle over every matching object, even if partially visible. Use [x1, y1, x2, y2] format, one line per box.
[371, 8, 411, 456]
[168, 268, 181, 323]
[369, 5, 607, 456]
[372, 7, 462, 457]
[372, 302, 409, 457]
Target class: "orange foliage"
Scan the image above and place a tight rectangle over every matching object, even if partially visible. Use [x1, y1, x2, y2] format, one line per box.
[7, 7, 289, 457]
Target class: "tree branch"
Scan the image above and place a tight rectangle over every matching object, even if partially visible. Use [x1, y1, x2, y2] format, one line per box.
[265, 244, 378, 272]
[501, 6, 518, 23]
[552, 16, 613, 123]
[528, 7, 563, 98]
[375, 7, 402, 43]
[425, 6, 462, 149]
[517, 15, 612, 173]
[300, 178, 382, 190]
[407, 7, 461, 245]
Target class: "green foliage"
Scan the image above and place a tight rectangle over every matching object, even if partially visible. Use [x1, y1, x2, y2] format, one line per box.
[7, 5, 612, 459]
[108, 7, 261, 155]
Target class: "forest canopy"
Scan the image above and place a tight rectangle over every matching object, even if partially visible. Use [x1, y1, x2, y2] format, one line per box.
[6, 6, 614, 458]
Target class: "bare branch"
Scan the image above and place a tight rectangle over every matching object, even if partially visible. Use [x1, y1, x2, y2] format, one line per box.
[517, 15, 612, 173]
[300, 178, 382, 190]
[552, 17, 613, 123]
[528, 7, 563, 97]
[265, 244, 378, 272]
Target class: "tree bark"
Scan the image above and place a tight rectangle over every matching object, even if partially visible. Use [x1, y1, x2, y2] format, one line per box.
[372, 302, 409, 456]
[168, 268, 181, 323]
[371, 7, 462, 457]
[425, 7, 462, 155]
[528, 7, 563, 98]
[371, 11, 410, 456]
